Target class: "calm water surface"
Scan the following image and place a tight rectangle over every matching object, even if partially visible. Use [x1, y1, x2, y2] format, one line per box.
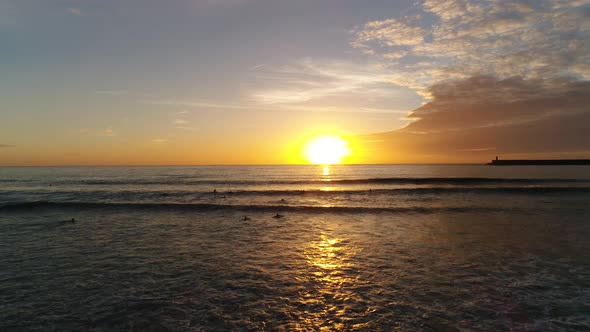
[1, 165, 589, 331]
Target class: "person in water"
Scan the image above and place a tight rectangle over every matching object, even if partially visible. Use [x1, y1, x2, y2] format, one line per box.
[273, 213, 284, 218]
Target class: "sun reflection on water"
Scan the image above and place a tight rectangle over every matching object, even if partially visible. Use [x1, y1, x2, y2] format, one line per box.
[299, 233, 364, 330]
[308, 236, 341, 271]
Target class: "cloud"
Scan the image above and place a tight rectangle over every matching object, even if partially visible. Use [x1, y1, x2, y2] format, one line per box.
[170, 109, 193, 129]
[249, 58, 399, 104]
[402, 76, 589, 133]
[243, 58, 422, 115]
[141, 98, 410, 114]
[0, 144, 16, 148]
[143, 99, 254, 110]
[358, 76, 590, 160]
[353, 16, 426, 48]
[173, 119, 189, 125]
[152, 139, 168, 143]
[352, 0, 590, 91]
[99, 127, 117, 137]
[344, 0, 590, 161]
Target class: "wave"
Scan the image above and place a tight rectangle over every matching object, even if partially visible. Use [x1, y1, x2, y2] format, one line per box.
[0, 179, 32, 183]
[0, 200, 509, 214]
[7, 177, 589, 186]
[2, 186, 589, 199]
[326, 177, 590, 185]
[81, 177, 590, 186]
[215, 187, 590, 195]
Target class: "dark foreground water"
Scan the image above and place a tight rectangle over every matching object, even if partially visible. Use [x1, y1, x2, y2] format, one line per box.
[1, 165, 589, 331]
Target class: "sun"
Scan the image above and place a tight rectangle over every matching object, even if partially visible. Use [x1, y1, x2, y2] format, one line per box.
[305, 136, 350, 164]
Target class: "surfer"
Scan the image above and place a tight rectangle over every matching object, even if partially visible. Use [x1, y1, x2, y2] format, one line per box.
[242, 216, 251, 221]
[273, 213, 284, 219]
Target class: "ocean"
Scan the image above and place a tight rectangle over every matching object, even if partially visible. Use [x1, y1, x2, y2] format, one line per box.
[1, 165, 589, 331]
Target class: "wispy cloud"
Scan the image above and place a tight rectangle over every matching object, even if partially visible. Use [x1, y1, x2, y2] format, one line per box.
[152, 139, 168, 143]
[248, 58, 405, 105]
[168, 109, 194, 130]
[99, 127, 117, 137]
[173, 119, 189, 125]
[185, 58, 423, 117]
[141, 98, 409, 114]
[0, 144, 16, 148]
[141, 99, 258, 110]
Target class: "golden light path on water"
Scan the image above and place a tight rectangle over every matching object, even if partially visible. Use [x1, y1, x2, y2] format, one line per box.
[299, 233, 368, 330]
[320, 165, 336, 206]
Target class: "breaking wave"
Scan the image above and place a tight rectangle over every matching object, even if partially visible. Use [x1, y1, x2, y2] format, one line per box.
[0, 200, 510, 214]
[4, 177, 590, 186]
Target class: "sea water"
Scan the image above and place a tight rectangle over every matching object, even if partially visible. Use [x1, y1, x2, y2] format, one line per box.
[1, 165, 589, 331]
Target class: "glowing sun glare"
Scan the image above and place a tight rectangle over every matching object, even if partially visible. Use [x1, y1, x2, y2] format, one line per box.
[305, 136, 350, 164]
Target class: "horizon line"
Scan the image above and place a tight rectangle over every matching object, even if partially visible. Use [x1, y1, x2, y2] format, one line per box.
[0, 162, 489, 167]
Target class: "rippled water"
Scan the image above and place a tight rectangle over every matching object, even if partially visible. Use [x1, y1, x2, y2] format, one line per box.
[1, 165, 589, 331]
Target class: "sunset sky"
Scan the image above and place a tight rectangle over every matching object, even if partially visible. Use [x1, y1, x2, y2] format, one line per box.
[1, 0, 589, 165]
